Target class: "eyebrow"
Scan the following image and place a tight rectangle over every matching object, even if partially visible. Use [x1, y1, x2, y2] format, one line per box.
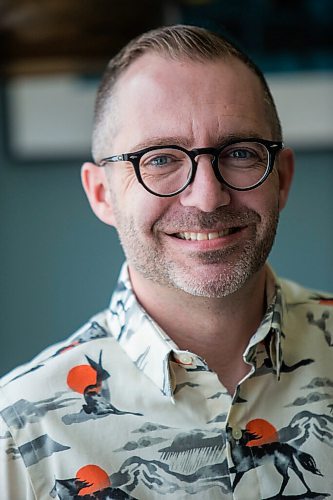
[127, 132, 266, 152]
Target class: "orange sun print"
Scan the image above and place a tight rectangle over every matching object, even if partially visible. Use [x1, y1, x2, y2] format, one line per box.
[245, 418, 279, 447]
[76, 464, 111, 496]
[67, 364, 100, 394]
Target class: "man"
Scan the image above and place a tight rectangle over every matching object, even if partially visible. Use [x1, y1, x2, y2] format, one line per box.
[1, 25, 333, 500]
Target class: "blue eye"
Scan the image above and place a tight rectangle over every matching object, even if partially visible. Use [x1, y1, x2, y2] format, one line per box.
[229, 149, 254, 159]
[142, 152, 185, 170]
[150, 156, 172, 166]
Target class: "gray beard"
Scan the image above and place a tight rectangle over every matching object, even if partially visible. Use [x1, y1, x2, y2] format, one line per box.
[114, 206, 279, 298]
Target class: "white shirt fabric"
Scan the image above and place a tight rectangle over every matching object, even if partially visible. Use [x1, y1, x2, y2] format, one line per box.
[1, 263, 333, 499]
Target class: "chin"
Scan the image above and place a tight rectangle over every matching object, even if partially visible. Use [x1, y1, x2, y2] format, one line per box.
[168, 267, 256, 298]
[166, 246, 270, 298]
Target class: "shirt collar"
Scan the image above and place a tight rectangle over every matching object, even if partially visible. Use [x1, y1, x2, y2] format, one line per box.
[244, 264, 284, 379]
[106, 263, 284, 396]
[106, 263, 179, 397]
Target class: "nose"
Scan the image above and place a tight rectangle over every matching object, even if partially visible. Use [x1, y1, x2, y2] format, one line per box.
[179, 155, 231, 212]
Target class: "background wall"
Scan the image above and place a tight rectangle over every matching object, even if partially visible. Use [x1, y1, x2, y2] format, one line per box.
[0, 109, 124, 377]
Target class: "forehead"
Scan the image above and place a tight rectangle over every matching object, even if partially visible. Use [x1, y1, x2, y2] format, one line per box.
[103, 53, 270, 153]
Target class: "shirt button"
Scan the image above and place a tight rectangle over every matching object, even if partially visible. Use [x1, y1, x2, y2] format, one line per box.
[232, 428, 243, 440]
[178, 354, 193, 365]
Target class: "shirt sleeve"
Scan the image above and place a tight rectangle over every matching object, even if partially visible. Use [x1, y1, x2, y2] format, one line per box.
[0, 415, 36, 500]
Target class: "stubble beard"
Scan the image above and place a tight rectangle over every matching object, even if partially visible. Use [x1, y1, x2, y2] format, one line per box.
[114, 206, 279, 299]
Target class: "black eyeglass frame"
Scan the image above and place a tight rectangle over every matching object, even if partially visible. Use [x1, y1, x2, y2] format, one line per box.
[99, 138, 284, 197]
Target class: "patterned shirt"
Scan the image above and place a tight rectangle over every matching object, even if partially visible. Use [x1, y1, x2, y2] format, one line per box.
[1, 263, 333, 500]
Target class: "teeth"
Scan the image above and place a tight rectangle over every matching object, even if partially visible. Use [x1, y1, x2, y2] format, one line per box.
[176, 229, 233, 241]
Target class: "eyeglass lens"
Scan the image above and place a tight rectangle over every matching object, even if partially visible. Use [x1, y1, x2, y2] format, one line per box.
[138, 142, 270, 195]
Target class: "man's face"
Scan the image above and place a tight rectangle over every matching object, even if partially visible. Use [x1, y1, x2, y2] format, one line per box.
[92, 54, 292, 298]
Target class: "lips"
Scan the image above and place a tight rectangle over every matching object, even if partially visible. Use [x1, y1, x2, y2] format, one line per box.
[157, 207, 259, 244]
[174, 228, 240, 241]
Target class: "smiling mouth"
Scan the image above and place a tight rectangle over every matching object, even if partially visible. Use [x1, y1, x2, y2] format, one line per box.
[173, 228, 241, 241]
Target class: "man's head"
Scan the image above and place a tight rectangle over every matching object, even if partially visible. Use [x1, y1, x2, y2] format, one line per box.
[82, 25, 294, 299]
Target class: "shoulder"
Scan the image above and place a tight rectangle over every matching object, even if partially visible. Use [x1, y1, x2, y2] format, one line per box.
[0, 310, 114, 408]
[278, 276, 333, 312]
[278, 277, 333, 330]
[277, 277, 333, 356]
[0, 310, 127, 498]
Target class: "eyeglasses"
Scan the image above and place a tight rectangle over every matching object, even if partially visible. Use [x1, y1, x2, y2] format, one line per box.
[99, 138, 283, 197]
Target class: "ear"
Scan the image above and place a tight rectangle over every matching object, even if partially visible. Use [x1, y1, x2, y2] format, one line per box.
[81, 162, 116, 226]
[277, 147, 294, 212]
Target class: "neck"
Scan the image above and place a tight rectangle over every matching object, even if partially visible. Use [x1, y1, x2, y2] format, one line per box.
[129, 266, 267, 394]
